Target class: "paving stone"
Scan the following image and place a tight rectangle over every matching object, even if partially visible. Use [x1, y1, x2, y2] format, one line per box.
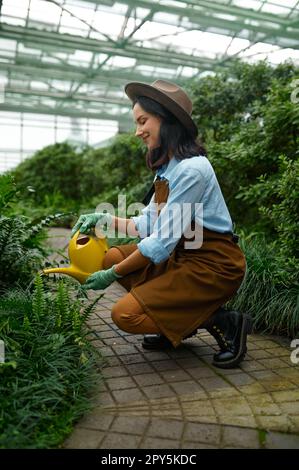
[250, 401, 281, 416]
[159, 369, 191, 382]
[167, 348, 197, 359]
[275, 367, 299, 380]
[152, 360, 180, 371]
[93, 391, 115, 406]
[218, 415, 258, 429]
[279, 401, 299, 414]
[110, 416, 149, 435]
[258, 358, 290, 369]
[143, 384, 176, 399]
[143, 351, 173, 361]
[257, 415, 294, 432]
[140, 437, 180, 449]
[181, 400, 216, 418]
[199, 376, 232, 391]
[271, 390, 299, 402]
[240, 360, 267, 372]
[63, 428, 104, 449]
[213, 396, 253, 416]
[147, 418, 184, 440]
[78, 411, 115, 431]
[103, 337, 129, 346]
[265, 431, 299, 449]
[126, 363, 156, 375]
[120, 354, 148, 365]
[236, 382, 266, 395]
[134, 373, 165, 387]
[192, 345, 216, 356]
[100, 432, 142, 449]
[221, 425, 260, 449]
[175, 357, 203, 368]
[89, 339, 105, 348]
[261, 379, 297, 392]
[265, 347, 292, 358]
[225, 373, 256, 387]
[183, 366, 216, 379]
[106, 376, 137, 390]
[182, 442, 218, 449]
[103, 365, 128, 378]
[112, 344, 139, 355]
[249, 349, 272, 360]
[184, 422, 221, 446]
[100, 346, 116, 357]
[288, 416, 299, 432]
[112, 388, 145, 404]
[208, 387, 240, 399]
[106, 356, 121, 366]
[170, 380, 204, 395]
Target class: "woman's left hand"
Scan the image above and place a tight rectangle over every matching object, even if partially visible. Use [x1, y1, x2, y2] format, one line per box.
[82, 266, 122, 290]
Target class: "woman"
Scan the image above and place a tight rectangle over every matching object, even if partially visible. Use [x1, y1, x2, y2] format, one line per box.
[71, 80, 252, 369]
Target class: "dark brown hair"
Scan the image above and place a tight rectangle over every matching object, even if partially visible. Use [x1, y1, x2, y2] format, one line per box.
[133, 96, 207, 171]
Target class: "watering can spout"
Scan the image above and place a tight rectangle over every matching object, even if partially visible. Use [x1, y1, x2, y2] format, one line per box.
[43, 230, 109, 284]
[42, 266, 89, 284]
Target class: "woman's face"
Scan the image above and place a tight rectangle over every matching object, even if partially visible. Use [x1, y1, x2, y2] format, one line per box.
[133, 102, 161, 150]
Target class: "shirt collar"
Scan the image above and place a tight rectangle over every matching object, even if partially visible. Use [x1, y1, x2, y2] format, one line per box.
[156, 156, 178, 179]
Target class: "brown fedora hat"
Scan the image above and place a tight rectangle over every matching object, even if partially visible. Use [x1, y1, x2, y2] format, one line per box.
[125, 79, 198, 137]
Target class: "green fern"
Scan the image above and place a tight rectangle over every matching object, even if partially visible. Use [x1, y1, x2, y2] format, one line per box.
[55, 280, 71, 327]
[32, 274, 47, 321]
[81, 293, 105, 321]
[26, 212, 75, 240]
[23, 313, 31, 331]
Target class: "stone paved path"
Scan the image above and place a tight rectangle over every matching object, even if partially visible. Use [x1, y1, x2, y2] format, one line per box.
[47, 229, 299, 449]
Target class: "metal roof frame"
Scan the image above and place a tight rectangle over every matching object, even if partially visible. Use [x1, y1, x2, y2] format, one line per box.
[0, 0, 299, 130]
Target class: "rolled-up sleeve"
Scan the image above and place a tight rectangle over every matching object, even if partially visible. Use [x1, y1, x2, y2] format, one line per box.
[131, 194, 158, 239]
[137, 168, 206, 264]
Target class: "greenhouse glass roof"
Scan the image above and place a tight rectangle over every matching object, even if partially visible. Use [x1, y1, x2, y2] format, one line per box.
[0, 0, 299, 170]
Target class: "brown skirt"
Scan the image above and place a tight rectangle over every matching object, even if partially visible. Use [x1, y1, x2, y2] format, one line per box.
[113, 228, 246, 347]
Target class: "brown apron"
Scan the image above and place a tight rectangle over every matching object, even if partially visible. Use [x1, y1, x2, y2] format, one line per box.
[115, 178, 246, 347]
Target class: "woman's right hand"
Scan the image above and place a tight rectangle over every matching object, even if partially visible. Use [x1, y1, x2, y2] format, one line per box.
[71, 212, 113, 238]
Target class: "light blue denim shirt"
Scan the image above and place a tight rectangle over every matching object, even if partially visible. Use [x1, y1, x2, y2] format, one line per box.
[132, 155, 233, 264]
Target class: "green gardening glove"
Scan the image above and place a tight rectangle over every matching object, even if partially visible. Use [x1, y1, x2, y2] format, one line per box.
[71, 212, 113, 238]
[82, 265, 123, 291]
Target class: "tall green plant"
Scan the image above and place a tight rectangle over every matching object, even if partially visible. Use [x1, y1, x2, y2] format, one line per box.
[0, 174, 73, 291]
[0, 276, 104, 448]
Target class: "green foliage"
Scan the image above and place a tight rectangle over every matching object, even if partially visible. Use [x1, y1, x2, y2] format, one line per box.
[0, 174, 18, 211]
[227, 235, 299, 337]
[190, 60, 296, 142]
[0, 174, 74, 291]
[240, 156, 299, 267]
[12, 142, 87, 204]
[88, 133, 153, 208]
[190, 61, 299, 282]
[0, 276, 104, 448]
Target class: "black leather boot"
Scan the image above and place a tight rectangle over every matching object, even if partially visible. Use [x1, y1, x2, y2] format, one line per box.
[142, 334, 173, 350]
[142, 329, 198, 350]
[202, 307, 253, 369]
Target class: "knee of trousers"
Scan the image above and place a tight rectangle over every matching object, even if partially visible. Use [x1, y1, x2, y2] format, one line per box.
[102, 247, 125, 270]
[111, 304, 138, 333]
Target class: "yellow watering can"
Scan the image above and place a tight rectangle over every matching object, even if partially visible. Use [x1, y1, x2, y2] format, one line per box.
[43, 230, 109, 284]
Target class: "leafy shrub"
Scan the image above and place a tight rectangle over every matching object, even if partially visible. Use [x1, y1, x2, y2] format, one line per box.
[0, 276, 104, 448]
[228, 234, 299, 336]
[0, 174, 72, 291]
[190, 61, 299, 251]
